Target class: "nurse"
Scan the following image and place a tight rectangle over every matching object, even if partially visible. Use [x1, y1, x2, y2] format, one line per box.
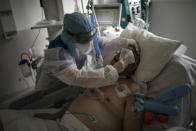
[36, 12, 136, 89]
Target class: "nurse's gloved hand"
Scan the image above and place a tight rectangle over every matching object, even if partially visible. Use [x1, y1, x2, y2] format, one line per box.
[113, 48, 135, 73]
[120, 48, 135, 64]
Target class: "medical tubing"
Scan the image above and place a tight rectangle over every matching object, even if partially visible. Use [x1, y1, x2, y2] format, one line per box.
[31, 8, 43, 48]
[135, 101, 144, 111]
[156, 83, 192, 103]
[90, 13, 102, 58]
[81, 0, 85, 14]
[143, 101, 180, 116]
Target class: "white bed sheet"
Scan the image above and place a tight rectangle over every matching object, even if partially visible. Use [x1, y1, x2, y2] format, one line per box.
[0, 109, 90, 131]
[145, 54, 196, 130]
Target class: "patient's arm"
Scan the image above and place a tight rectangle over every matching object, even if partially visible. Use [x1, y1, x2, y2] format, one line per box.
[123, 96, 143, 131]
[34, 79, 144, 131]
[113, 79, 143, 131]
[34, 109, 65, 120]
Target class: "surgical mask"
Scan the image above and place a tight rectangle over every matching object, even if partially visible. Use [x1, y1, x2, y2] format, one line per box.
[75, 41, 92, 54]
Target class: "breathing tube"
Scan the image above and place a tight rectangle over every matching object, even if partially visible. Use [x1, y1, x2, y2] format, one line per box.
[90, 13, 103, 67]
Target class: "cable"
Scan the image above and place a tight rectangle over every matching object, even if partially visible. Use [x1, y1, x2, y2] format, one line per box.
[18, 8, 44, 88]
[18, 66, 31, 88]
[31, 8, 44, 49]
[31, 69, 36, 83]
[86, 0, 91, 15]
[81, 0, 85, 14]
[31, 29, 41, 49]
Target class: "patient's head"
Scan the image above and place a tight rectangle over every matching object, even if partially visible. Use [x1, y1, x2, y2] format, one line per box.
[111, 45, 140, 77]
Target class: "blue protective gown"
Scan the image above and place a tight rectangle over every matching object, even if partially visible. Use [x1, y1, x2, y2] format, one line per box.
[35, 34, 122, 89]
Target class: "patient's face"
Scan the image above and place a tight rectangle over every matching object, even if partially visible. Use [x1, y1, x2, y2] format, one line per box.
[111, 45, 139, 77]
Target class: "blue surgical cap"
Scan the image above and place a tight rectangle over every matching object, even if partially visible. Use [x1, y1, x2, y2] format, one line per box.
[63, 12, 93, 34]
[60, 12, 93, 57]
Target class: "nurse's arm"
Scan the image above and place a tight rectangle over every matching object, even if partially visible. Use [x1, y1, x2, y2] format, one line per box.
[54, 64, 119, 88]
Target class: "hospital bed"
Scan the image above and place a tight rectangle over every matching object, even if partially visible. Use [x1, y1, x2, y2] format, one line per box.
[1, 23, 196, 130]
[0, 79, 142, 131]
[0, 53, 195, 131]
[144, 54, 196, 131]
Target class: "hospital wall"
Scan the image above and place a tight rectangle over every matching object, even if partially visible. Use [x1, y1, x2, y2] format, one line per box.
[149, 0, 196, 59]
[63, 0, 89, 14]
[0, 0, 48, 102]
[0, 0, 94, 104]
[62, 0, 116, 13]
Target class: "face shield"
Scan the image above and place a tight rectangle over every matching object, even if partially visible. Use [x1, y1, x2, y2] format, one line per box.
[67, 27, 97, 43]
[61, 12, 96, 54]
[68, 27, 96, 54]
[75, 41, 93, 54]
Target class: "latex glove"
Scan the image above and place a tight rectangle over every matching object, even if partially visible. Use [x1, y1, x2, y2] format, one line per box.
[120, 48, 135, 64]
[113, 48, 135, 73]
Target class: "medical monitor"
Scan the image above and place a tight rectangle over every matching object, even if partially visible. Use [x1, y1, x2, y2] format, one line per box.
[94, 3, 122, 27]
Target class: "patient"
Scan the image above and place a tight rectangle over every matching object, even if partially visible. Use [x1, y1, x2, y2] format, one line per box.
[68, 79, 143, 131]
[34, 45, 143, 131]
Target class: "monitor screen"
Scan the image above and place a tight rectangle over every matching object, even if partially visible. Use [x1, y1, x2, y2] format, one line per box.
[94, 4, 121, 26]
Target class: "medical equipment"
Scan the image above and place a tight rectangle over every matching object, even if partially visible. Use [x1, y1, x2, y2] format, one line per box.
[115, 84, 180, 116]
[73, 0, 81, 12]
[141, 0, 151, 24]
[0, 0, 18, 39]
[19, 52, 33, 77]
[0, 86, 80, 109]
[128, 0, 141, 20]
[86, 1, 104, 67]
[117, 0, 130, 28]
[31, 0, 64, 41]
[18, 51, 39, 87]
[90, 13, 103, 66]
[135, 96, 180, 116]
[94, 3, 123, 38]
[135, 83, 193, 116]
[144, 111, 169, 125]
[118, 0, 151, 29]
[118, 0, 142, 28]
[19, 59, 32, 78]
[94, 3, 122, 27]
[102, 26, 123, 39]
[143, 101, 180, 116]
[86, 0, 101, 36]
[156, 83, 192, 103]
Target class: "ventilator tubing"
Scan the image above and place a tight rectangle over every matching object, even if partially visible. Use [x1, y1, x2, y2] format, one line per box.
[144, 101, 180, 116]
[90, 13, 102, 58]
[156, 83, 192, 103]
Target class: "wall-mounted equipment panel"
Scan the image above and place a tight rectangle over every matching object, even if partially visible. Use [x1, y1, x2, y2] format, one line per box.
[128, 0, 141, 20]
[0, 0, 17, 39]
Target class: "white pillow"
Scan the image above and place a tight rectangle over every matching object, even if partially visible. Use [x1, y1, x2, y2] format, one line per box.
[120, 23, 142, 41]
[120, 23, 181, 83]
